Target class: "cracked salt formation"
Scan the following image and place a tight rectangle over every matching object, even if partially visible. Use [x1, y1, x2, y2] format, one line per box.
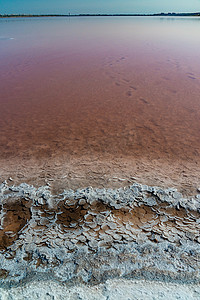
[0, 181, 200, 286]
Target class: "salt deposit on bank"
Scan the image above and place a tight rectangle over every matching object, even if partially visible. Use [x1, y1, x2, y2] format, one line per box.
[0, 279, 200, 300]
[0, 181, 200, 297]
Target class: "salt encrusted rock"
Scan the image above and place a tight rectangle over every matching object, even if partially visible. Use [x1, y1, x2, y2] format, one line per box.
[65, 241, 75, 249]
[88, 239, 98, 249]
[143, 197, 157, 206]
[78, 235, 86, 242]
[79, 199, 86, 205]
[160, 215, 168, 222]
[107, 222, 117, 230]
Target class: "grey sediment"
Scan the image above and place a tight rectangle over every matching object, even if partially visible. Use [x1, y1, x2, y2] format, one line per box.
[0, 180, 200, 290]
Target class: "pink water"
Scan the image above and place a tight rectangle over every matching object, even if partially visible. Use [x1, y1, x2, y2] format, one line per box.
[0, 17, 200, 192]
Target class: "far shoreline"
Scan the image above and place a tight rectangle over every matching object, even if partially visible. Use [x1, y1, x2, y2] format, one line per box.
[1, 12, 200, 18]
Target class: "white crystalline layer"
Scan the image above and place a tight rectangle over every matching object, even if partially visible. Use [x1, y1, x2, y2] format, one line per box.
[0, 181, 200, 286]
[0, 279, 200, 300]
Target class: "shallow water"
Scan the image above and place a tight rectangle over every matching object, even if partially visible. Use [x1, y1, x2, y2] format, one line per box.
[0, 16, 200, 192]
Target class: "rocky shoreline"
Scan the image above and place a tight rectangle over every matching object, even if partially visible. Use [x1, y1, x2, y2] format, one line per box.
[0, 181, 200, 291]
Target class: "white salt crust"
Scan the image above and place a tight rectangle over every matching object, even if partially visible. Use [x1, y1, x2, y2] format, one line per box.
[0, 279, 200, 300]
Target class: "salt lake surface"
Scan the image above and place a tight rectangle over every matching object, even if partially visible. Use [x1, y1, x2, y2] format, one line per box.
[0, 16, 200, 192]
[1, 16, 200, 297]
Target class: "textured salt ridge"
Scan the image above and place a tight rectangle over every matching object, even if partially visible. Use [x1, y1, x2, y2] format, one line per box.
[0, 181, 200, 287]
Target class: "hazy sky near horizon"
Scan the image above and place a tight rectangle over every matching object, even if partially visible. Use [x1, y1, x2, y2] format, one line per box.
[0, 0, 200, 14]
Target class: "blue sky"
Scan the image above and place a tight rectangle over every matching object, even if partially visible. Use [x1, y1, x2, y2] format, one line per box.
[0, 0, 200, 14]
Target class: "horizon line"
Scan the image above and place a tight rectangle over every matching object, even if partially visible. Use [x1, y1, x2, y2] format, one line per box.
[1, 12, 200, 17]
